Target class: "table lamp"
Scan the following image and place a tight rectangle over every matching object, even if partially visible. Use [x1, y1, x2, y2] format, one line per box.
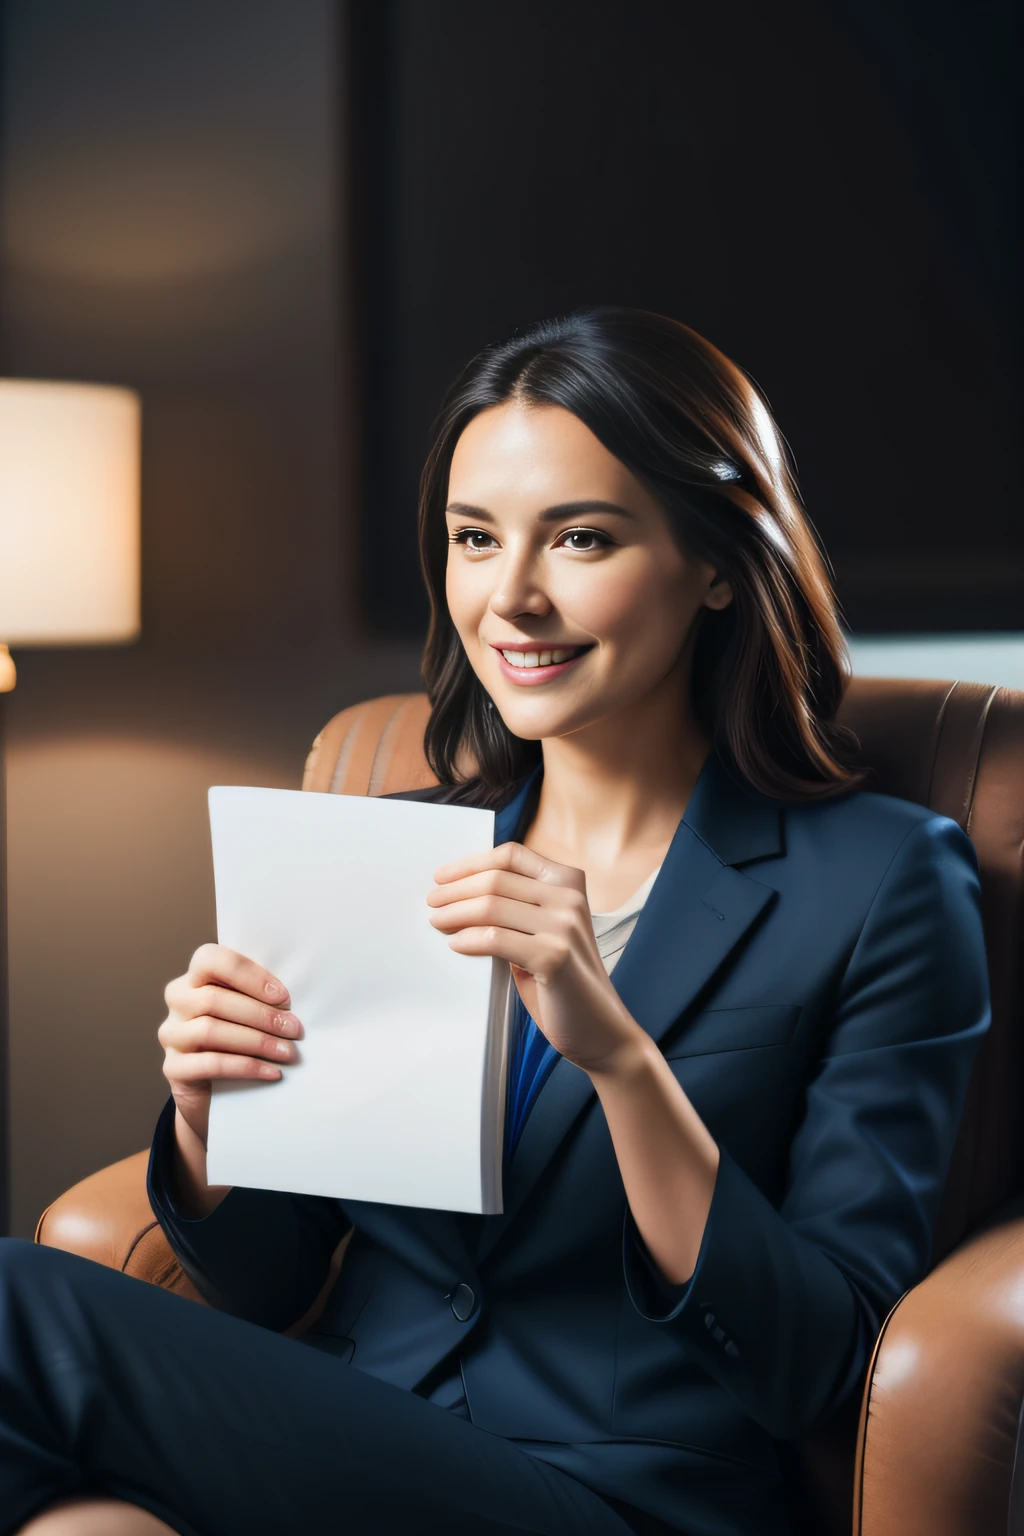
[0, 380, 141, 1234]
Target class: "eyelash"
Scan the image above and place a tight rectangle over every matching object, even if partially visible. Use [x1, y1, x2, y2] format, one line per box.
[448, 527, 613, 553]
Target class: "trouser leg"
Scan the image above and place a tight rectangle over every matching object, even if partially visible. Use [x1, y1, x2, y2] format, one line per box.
[0, 1240, 632, 1536]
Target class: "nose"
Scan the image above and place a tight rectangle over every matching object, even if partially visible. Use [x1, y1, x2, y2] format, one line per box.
[488, 545, 552, 623]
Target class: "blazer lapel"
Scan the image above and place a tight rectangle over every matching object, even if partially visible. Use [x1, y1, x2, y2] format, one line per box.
[473, 745, 786, 1265]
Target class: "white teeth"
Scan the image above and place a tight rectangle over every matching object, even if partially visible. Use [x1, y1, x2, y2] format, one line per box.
[500, 646, 582, 668]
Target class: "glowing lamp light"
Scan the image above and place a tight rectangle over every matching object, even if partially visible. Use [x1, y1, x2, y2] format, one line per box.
[0, 380, 141, 690]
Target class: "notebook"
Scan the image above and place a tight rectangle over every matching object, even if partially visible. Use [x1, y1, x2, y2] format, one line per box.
[204, 786, 511, 1213]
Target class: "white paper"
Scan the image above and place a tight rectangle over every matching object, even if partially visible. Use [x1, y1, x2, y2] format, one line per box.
[205, 786, 511, 1213]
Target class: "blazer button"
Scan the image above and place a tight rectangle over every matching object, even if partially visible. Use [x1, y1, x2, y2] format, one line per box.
[450, 1282, 476, 1321]
[703, 1311, 716, 1330]
[724, 1341, 741, 1359]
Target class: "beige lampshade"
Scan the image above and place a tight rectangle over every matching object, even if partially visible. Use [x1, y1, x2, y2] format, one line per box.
[0, 380, 141, 651]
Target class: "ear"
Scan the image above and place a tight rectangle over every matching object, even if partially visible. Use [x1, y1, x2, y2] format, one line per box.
[703, 572, 734, 611]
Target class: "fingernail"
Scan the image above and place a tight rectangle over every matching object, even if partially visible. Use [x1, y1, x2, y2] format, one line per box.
[259, 1063, 280, 1078]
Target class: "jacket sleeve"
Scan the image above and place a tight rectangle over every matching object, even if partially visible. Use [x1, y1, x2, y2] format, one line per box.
[622, 813, 991, 1440]
[147, 1094, 352, 1331]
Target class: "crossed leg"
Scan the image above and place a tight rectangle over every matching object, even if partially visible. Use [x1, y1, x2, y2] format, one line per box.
[0, 1240, 633, 1536]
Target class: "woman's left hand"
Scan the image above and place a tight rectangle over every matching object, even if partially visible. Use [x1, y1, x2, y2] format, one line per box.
[427, 842, 646, 1076]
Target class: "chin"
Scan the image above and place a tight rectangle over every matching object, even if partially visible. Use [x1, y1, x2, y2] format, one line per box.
[490, 710, 547, 741]
[493, 701, 592, 742]
[489, 699, 554, 734]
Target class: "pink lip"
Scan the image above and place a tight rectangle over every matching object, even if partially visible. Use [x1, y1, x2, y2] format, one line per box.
[492, 646, 591, 685]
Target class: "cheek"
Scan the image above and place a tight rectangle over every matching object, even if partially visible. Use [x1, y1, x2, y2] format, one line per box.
[572, 562, 687, 650]
[445, 559, 482, 643]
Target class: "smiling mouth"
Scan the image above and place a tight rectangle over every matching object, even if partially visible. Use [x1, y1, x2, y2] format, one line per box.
[494, 644, 593, 669]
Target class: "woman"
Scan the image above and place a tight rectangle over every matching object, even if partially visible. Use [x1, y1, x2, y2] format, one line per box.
[1, 309, 990, 1536]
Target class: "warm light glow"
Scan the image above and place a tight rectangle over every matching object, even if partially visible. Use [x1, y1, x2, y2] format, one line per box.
[0, 380, 141, 648]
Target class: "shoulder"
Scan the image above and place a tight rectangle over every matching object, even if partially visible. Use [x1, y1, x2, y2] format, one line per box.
[788, 783, 934, 840]
[781, 782, 979, 892]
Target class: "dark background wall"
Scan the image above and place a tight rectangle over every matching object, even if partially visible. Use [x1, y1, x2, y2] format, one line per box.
[351, 0, 1020, 636]
[0, 0, 1018, 1235]
[0, 0, 423, 1236]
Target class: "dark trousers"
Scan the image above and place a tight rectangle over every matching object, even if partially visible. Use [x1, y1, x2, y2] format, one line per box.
[0, 1239, 639, 1536]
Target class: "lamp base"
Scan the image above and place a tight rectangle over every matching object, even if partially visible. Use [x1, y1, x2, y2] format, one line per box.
[0, 647, 14, 693]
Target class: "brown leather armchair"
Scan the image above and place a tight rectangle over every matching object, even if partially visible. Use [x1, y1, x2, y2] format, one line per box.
[34, 680, 1024, 1535]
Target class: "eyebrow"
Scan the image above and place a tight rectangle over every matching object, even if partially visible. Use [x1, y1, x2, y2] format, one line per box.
[444, 499, 638, 523]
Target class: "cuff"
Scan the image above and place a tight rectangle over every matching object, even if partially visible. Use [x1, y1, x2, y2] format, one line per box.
[621, 1145, 722, 1323]
[147, 1094, 199, 1224]
[146, 1095, 236, 1309]
[622, 1144, 863, 1438]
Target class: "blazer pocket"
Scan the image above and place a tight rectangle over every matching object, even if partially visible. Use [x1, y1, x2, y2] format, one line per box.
[664, 1003, 802, 1058]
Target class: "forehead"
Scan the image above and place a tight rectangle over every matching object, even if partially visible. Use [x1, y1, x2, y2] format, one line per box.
[447, 401, 642, 508]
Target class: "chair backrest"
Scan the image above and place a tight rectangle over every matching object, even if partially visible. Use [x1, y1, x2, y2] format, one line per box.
[833, 676, 1024, 1259]
[304, 677, 1024, 1259]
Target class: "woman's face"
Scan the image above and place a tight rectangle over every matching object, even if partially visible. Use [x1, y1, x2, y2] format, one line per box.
[445, 401, 733, 746]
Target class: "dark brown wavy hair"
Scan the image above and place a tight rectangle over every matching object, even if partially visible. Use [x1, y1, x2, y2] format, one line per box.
[418, 307, 868, 807]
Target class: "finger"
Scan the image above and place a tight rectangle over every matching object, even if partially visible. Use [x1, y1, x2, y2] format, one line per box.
[184, 943, 291, 1007]
[434, 842, 586, 891]
[427, 867, 581, 910]
[445, 924, 567, 979]
[426, 890, 580, 933]
[162, 1015, 300, 1064]
[164, 980, 302, 1037]
[166, 1049, 283, 1083]
[429, 895, 535, 937]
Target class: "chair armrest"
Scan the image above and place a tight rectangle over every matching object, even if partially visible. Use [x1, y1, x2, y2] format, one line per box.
[34, 1148, 207, 1304]
[854, 1205, 1024, 1535]
[34, 1148, 353, 1329]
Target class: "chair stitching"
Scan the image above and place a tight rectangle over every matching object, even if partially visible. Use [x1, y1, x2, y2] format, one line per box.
[962, 685, 998, 835]
[924, 681, 957, 811]
[329, 706, 366, 794]
[121, 1219, 162, 1273]
[368, 697, 416, 797]
[853, 1290, 907, 1535]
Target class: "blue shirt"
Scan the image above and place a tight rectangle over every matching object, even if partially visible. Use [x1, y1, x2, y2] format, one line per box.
[504, 988, 559, 1165]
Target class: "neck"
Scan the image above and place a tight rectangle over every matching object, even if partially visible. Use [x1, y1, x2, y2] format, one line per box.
[528, 672, 711, 873]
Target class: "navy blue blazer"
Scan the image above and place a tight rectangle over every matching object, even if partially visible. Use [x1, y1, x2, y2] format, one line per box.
[148, 745, 991, 1535]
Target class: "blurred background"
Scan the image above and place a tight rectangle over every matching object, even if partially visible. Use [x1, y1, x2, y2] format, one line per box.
[0, 0, 1019, 1236]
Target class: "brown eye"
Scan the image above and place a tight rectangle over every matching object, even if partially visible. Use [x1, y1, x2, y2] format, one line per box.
[559, 528, 613, 552]
[450, 528, 497, 551]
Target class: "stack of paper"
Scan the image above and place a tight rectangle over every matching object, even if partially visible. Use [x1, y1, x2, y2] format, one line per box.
[205, 786, 511, 1213]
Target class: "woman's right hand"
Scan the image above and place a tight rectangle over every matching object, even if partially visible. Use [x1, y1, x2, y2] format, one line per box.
[158, 943, 304, 1148]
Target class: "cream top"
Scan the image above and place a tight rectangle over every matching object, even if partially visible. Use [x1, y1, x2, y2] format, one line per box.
[588, 864, 663, 974]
